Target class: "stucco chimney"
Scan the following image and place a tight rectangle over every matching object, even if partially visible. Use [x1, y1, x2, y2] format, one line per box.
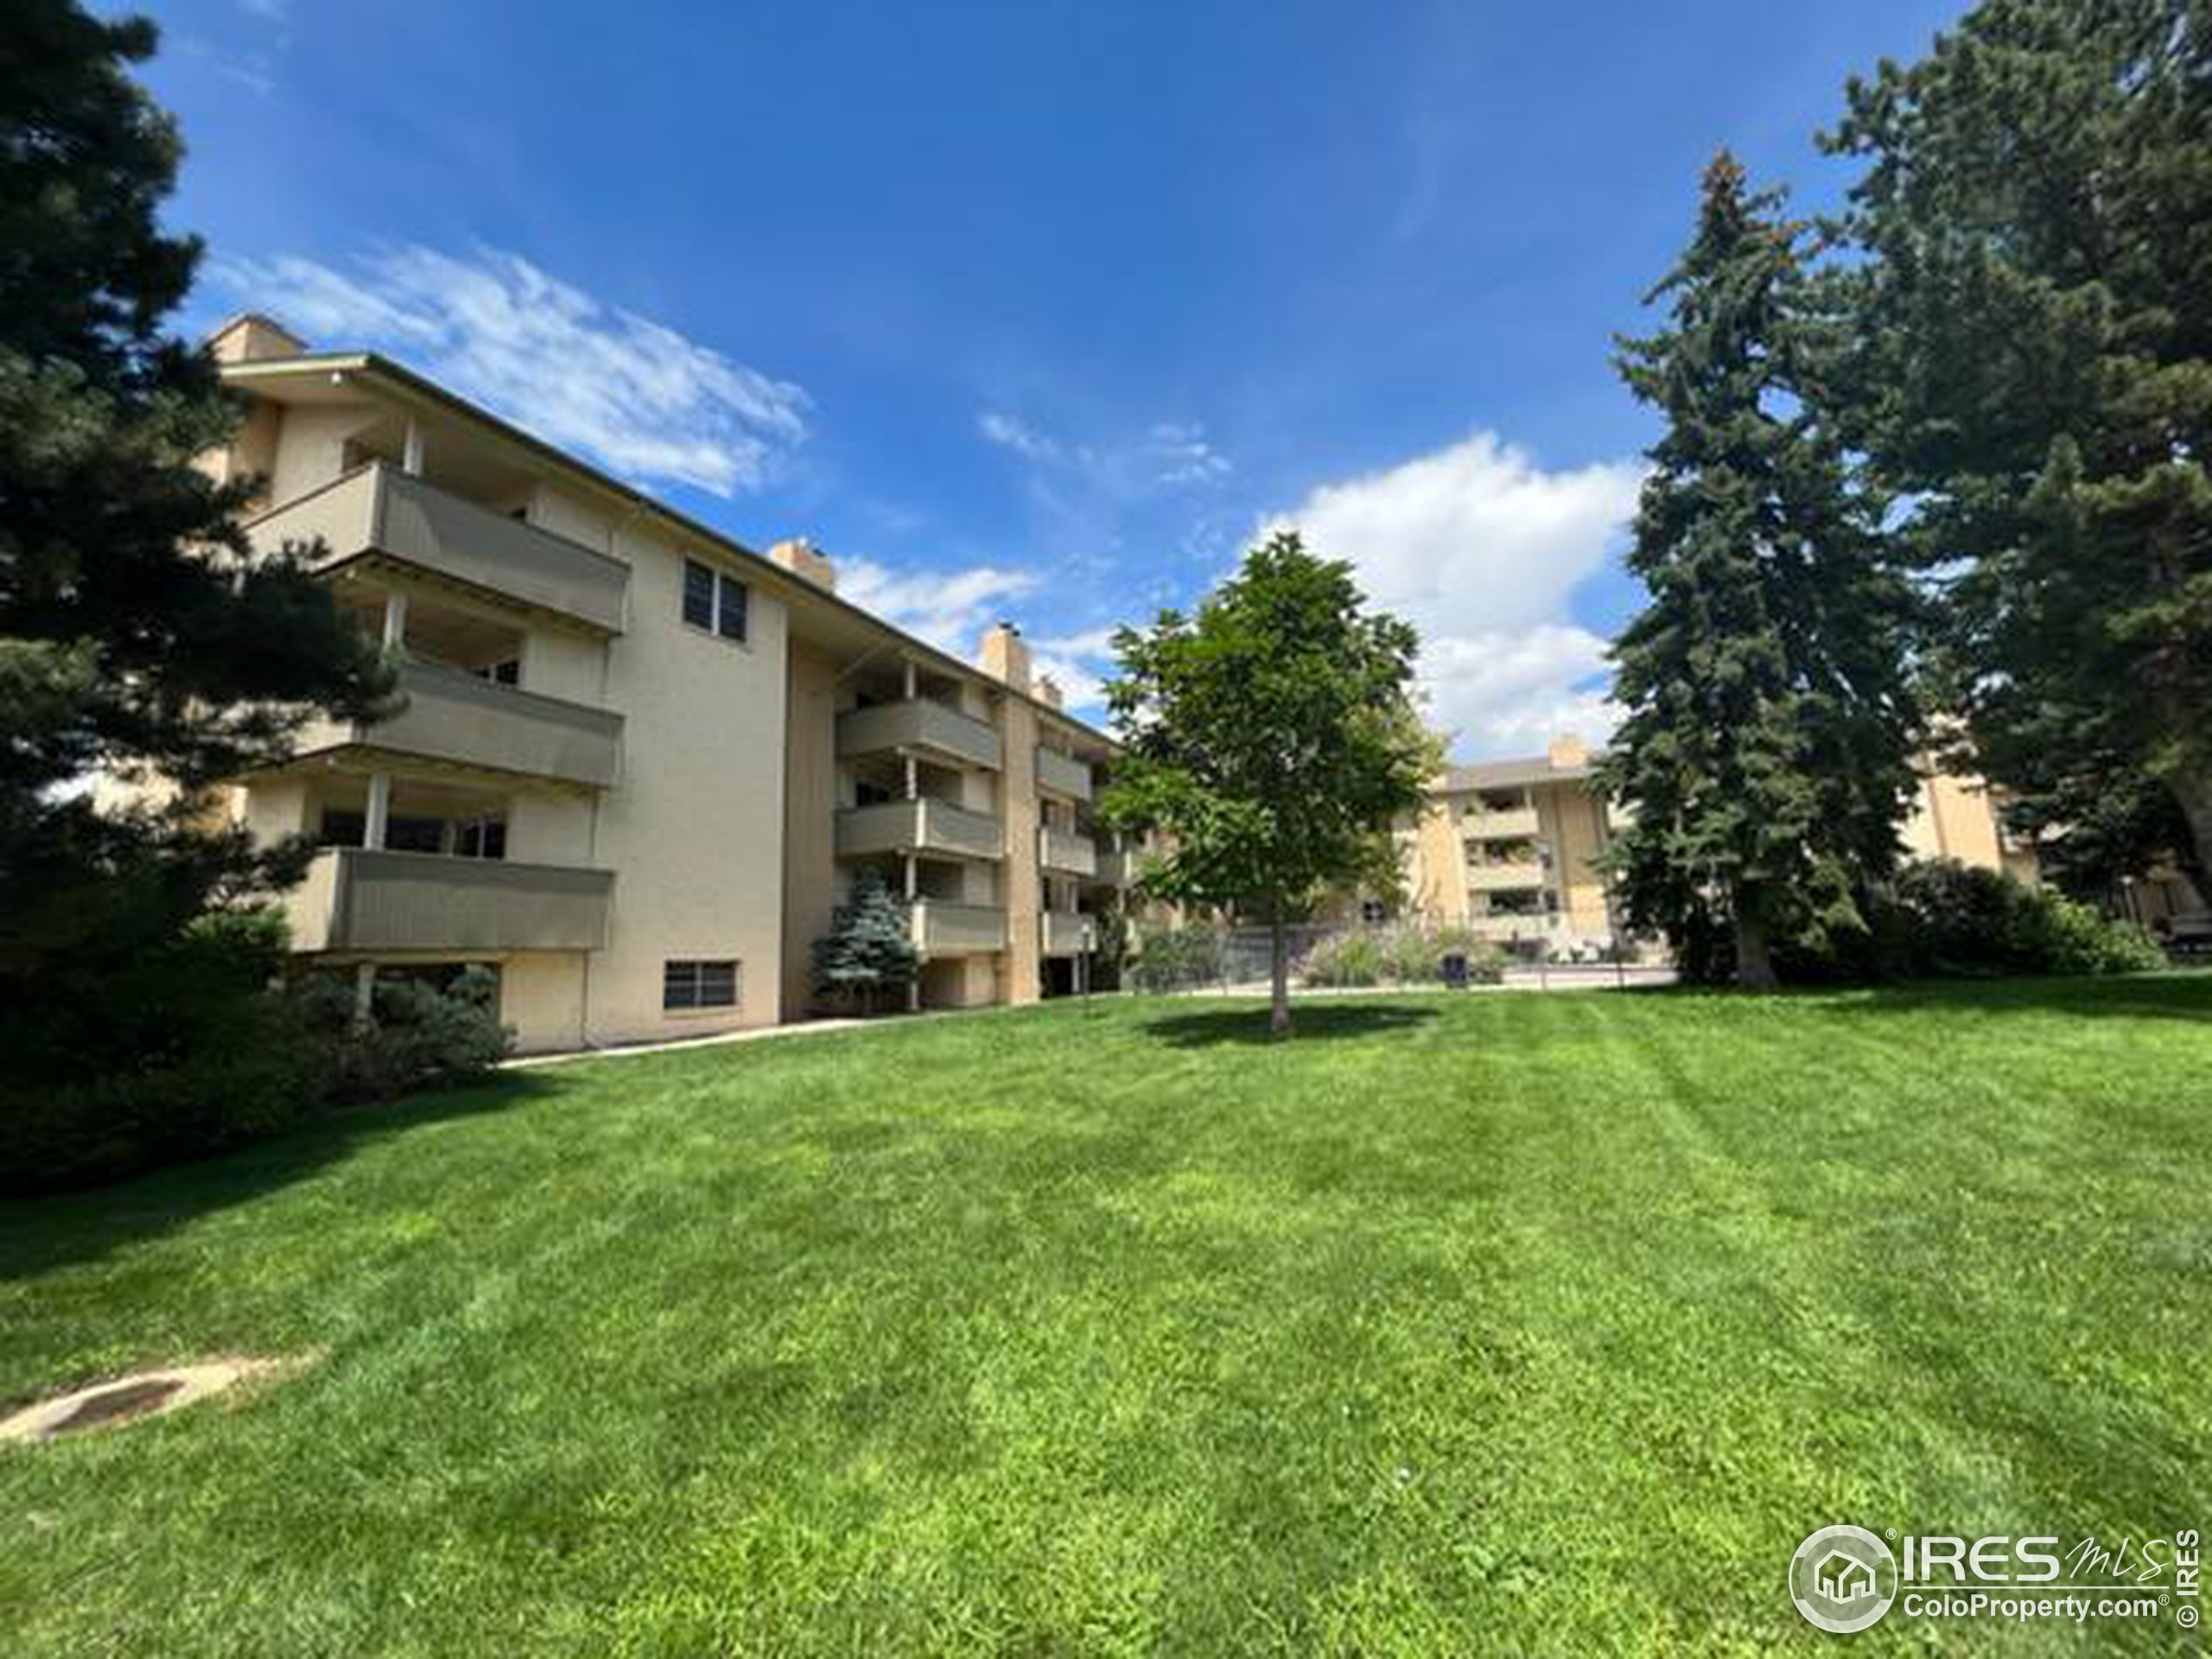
[1035, 673, 1064, 709]
[767, 537, 836, 592]
[979, 620, 1033, 692]
[207, 313, 308, 365]
[1548, 732, 1590, 771]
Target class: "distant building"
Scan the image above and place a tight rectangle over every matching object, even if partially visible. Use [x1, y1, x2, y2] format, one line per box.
[1382, 734, 2044, 956]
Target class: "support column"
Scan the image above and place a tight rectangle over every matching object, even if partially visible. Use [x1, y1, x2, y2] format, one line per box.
[364, 770, 392, 851]
[352, 962, 377, 1027]
[401, 418, 424, 477]
[381, 588, 409, 653]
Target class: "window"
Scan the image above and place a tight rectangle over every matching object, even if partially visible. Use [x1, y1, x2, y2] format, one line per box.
[683, 557, 747, 642]
[455, 817, 507, 860]
[1360, 899, 1388, 925]
[664, 958, 740, 1012]
[385, 816, 446, 855]
[319, 808, 365, 848]
[470, 658, 521, 686]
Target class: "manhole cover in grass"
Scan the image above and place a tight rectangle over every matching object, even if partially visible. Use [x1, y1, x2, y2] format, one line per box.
[1, 1358, 294, 1444]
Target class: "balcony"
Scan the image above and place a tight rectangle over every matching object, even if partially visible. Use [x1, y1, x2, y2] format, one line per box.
[1466, 861, 1548, 893]
[1035, 747, 1093, 802]
[246, 463, 630, 635]
[284, 848, 613, 953]
[1093, 845, 1136, 887]
[837, 698, 1002, 771]
[912, 900, 1007, 955]
[292, 661, 622, 789]
[1039, 825, 1097, 877]
[836, 798, 1004, 860]
[1040, 910, 1092, 957]
[1464, 805, 1541, 839]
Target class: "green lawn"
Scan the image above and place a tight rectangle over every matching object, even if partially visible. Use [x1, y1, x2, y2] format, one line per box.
[3, 980, 2209, 1655]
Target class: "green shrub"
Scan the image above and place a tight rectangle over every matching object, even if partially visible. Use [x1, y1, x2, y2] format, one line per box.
[1305, 925, 1506, 988]
[1891, 860, 2163, 978]
[294, 964, 513, 1102]
[0, 908, 326, 1195]
[1128, 923, 1227, 992]
[1304, 931, 1387, 987]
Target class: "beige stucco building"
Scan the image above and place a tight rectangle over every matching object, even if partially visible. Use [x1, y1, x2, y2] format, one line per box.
[195, 315, 1127, 1052]
[1395, 734, 2043, 954]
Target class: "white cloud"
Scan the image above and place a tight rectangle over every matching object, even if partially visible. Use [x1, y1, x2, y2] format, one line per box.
[837, 558, 1039, 657]
[1032, 652, 1109, 714]
[977, 410, 1065, 464]
[213, 245, 808, 497]
[1270, 432, 1643, 760]
[237, 0, 288, 18]
[1146, 422, 1232, 486]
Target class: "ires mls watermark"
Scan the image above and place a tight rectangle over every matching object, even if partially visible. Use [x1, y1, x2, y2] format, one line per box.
[1789, 1523, 2201, 1635]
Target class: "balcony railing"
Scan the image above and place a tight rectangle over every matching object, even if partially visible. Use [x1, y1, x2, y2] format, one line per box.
[836, 798, 1005, 860]
[912, 900, 1007, 955]
[1039, 825, 1097, 877]
[245, 463, 630, 635]
[1040, 910, 1092, 956]
[291, 661, 622, 789]
[1463, 805, 1541, 839]
[1035, 747, 1093, 802]
[1466, 861, 1548, 893]
[836, 697, 1002, 771]
[284, 847, 613, 952]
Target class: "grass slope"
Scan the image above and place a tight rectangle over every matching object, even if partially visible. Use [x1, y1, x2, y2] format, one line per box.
[3, 980, 2209, 1655]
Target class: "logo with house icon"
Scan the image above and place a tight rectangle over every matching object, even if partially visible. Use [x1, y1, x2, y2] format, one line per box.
[1790, 1524, 1898, 1633]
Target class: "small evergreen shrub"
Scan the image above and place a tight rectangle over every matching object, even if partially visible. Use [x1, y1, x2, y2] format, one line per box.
[812, 866, 920, 1014]
[293, 963, 513, 1102]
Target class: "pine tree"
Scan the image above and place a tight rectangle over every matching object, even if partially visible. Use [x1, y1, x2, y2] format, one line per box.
[1599, 153, 1920, 988]
[1, 4, 391, 1083]
[811, 865, 920, 1014]
[1822, 0, 2212, 892]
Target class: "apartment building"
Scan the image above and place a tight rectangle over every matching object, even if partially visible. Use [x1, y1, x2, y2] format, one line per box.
[199, 315, 1127, 1052]
[1394, 734, 2042, 954]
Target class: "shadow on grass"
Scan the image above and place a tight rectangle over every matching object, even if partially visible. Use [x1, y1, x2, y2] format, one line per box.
[1142, 1001, 1441, 1049]
[0, 1071, 556, 1283]
[1815, 973, 2212, 1024]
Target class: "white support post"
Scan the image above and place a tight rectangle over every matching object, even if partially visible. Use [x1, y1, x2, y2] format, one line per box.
[401, 418, 424, 477]
[381, 588, 409, 653]
[904, 854, 917, 901]
[904, 754, 918, 801]
[352, 962, 377, 1027]
[903, 659, 918, 701]
[364, 770, 392, 851]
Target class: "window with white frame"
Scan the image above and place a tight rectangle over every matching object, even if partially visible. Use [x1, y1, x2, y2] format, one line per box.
[664, 958, 740, 1012]
[682, 558, 747, 643]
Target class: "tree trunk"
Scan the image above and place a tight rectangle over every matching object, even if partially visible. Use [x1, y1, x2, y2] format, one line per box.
[1732, 895, 1779, 992]
[1269, 905, 1292, 1038]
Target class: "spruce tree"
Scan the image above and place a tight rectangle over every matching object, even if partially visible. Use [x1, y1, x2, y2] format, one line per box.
[1599, 154, 1919, 988]
[811, 865, 920, 1014]
[1822, 0, 2212, 890]
[1, 4, 391, 1083]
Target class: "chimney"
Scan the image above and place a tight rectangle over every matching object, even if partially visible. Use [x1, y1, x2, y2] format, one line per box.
[767, 537, 836, 592]
[1548, 732, 1590, 771]
[1035, 673, 1064, 709]
[207, 313, 308, 365]
[979, 620, 1032, 693]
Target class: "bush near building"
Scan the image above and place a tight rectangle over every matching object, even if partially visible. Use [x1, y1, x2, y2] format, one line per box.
[1304, 925, 1507, 988]
[1, 917, 512, 1195]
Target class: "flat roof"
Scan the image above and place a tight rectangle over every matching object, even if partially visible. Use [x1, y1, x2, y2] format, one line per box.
[1439, 752, 1603, 792]
[221, 348, 1116, 755]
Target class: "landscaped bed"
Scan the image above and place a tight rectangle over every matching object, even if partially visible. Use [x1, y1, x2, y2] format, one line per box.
[3, 979, 2208, 1653]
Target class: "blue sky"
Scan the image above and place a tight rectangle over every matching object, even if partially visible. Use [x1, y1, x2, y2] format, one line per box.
[137, 0, 1963, 756]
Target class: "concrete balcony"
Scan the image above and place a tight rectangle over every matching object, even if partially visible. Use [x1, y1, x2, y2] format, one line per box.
[292, 662, 622, 789]
[246, 463, 630, 635]
[1039, 825, 1097, 877]
[284, 847, 613, 953]
[1093, 845, 1136, 887]
[1040, 910, 1093, 957]
[837, 697, 1002, 771]
[912, 900, 1007, 955]
[1035, 747, 1093, 802]
[1466, 861, 1548, 893]
[836, 798, 1004, 861]
[1464, 805, 1541, 839]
